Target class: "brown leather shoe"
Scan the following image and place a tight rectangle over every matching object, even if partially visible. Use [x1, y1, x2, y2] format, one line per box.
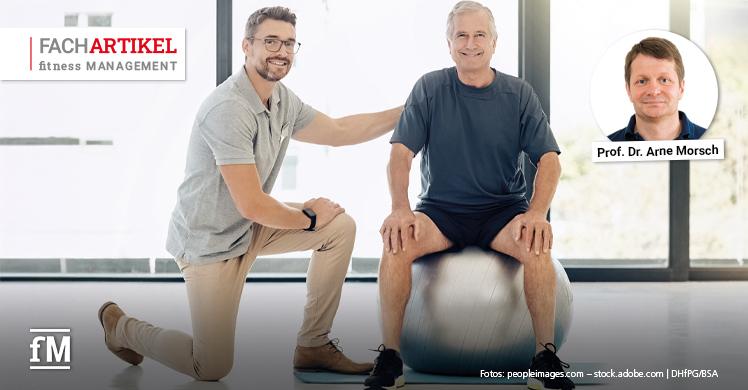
[293, 338, 374, 375]
[98, 301, 144, 365]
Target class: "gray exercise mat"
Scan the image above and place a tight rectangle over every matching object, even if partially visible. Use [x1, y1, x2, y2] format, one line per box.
[295, 363, 607, 385]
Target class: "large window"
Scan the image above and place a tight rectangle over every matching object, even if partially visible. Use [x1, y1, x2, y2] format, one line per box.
[689, 0, 748, 266]
[3, 0, 745, 279]
[0, 1, 215, 265]
[550, 0, 671, 265]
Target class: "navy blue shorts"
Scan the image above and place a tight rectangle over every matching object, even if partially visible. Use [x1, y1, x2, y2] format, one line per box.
[415, 200, 529, 249]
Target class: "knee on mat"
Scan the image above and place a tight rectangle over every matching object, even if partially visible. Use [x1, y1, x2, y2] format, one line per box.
[193, 360, 233, 381]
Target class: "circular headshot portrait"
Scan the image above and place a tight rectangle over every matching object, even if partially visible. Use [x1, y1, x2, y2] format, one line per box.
[590, 30, 718, 142]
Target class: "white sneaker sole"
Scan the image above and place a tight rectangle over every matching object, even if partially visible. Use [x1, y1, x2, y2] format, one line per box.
[527, 377, 545, 390]
[367, 374, 405, 389]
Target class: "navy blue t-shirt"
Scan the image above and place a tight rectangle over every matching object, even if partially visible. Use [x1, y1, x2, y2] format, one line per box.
[608, 111, 707, 141]
[391, 67, 560, 213]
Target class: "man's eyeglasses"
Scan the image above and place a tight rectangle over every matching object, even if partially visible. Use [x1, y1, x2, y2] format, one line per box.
[249, 36, 301, 54]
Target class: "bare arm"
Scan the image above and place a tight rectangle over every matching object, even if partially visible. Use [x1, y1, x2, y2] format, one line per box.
[219, 164, 342, 230]
[387, 143, 414, 210]
[528, 152, 561, 215]
[293, 107, 403, 147]
[379, 143, 418, 253]
[510, 152, 562, 254]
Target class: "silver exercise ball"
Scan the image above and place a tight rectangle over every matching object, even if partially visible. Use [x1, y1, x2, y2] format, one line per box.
[400, 247, 573, 375]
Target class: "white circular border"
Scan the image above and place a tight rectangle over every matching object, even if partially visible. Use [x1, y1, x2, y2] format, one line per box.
[590, 30, 718, 139]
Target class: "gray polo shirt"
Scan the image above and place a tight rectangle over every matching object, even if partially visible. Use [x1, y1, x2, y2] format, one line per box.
[166, 67, 316, 265]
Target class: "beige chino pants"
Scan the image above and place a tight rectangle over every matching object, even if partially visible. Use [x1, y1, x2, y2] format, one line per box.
[111, 213, 355, 380]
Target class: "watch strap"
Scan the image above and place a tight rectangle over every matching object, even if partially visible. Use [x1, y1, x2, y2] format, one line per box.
[302, 208, 316, 231]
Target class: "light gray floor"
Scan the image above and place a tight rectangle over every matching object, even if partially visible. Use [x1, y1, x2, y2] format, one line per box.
[1, 281, 747, 390]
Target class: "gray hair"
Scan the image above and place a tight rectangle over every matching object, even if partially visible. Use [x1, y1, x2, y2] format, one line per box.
[245, 6, 297, 38]
[446, 1, 497, 40]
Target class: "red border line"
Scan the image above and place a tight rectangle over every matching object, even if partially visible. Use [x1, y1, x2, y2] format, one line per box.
[29, 36, 32, 71]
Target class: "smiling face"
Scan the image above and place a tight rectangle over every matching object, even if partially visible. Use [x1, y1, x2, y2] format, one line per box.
[447, 10, 496, 74]
[626, 54, 684, 121]
[242, 18, 296, 82]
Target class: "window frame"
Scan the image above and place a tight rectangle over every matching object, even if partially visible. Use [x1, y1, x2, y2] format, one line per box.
[2, 0, 746, 282]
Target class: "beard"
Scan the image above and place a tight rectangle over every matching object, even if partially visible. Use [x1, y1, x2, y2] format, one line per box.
[255, 57, 290, 82]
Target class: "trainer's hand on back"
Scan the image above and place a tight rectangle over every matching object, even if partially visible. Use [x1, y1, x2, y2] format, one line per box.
[511, 210, 552, 256]
[380, 208, 418, 254]
[303, 197, 344, 229]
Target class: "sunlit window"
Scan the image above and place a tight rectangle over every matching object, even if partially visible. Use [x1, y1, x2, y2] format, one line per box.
[550, 0, 670, 265]
[689, 0, 748, 266]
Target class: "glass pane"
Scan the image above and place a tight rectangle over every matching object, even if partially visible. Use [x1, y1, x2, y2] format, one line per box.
[690, 0, 748, 266]
[232, 0, 518, 259]
[0, 1, 216, 264]
[64, 13, 78, 27]
[550, 0, 670, 265]
[87, 14, 112, 27]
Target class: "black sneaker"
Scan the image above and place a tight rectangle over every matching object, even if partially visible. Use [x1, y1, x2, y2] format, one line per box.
[527, 343, 576, 390]
[363, 345, 404, 389]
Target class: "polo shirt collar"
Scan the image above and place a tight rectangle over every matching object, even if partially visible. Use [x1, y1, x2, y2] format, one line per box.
[623, 111, 695, 141]
[622, 115, 638, 141]
[677, 111, 698, 140]
[232, 66, 281, 115]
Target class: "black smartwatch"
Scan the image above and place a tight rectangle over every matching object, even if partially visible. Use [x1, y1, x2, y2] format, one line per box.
[302, 208, 317, 231]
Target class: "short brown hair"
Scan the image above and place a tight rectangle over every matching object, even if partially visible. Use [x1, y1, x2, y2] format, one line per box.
[245, 6, 296, 39]
[624, 37, 684, 84]
[446, 1, 497, 40]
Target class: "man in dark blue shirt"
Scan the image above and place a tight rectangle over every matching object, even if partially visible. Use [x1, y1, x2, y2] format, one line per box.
[608, 37, 707, 141]
[609, 111, 706, 141]
[365, 2, 573, 390]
